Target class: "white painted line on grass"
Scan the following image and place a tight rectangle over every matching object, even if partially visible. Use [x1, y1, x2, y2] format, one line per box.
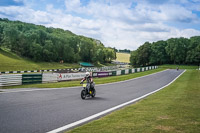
[0, 69, 169, 94]
[47, 70, 186, 133]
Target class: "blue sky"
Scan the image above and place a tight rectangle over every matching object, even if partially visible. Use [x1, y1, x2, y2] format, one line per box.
[0, 0, 200, 50]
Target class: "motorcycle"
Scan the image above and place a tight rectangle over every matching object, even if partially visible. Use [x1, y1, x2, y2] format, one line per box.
[80, 83, 96, 99]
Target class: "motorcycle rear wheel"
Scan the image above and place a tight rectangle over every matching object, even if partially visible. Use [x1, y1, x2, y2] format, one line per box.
[91, 89, 96, 98]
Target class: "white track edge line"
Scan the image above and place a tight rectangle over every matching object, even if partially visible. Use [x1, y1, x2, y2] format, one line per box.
[47, 69, 186, 133]
[0, 69, 168, 94]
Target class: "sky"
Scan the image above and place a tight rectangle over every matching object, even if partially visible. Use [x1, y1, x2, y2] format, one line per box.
[0, 0, 200, 50]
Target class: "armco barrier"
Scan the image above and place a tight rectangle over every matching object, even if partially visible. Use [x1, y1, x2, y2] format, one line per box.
[0, 66, 158, 87]
[112, 71, 117, 76]
[22, 74, 42, 85]
[135, 68, 137, 73]
[125, 69, 129, 74]
[116, 70, 121, 75]
[121, 70, 125, 75]
[129, 69, 132, 74]
[0, 74, 22, 87]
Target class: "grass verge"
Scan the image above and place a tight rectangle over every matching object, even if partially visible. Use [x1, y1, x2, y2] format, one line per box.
[66, 70, 200, 133]
[2, 68, 165, 89]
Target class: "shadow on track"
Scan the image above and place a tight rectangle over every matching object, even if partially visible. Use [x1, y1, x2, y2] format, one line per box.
[83, 97, 107, 101]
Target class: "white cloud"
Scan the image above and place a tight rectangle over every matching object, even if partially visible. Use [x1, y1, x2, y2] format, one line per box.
[177, 29, 200, 37]
[65, 0, 81, 11]
[160, 4, 199, 23]
[0, 0, 200, 50]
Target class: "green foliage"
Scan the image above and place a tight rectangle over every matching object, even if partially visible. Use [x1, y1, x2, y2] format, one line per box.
[130, 50, 138, 65]
[131, 42, 151, 66]
[130, 36, 200, 66]
[166, 37, 189, 64]
[150, 41, 169, 65]
[186, 36, 200, 64]
[0, 18, 116, 63]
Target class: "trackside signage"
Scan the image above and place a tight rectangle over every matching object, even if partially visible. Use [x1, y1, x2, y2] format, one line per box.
[56, 73, 86, 81]
[98, 72, 109, 77]
[92, 72, 112, 77]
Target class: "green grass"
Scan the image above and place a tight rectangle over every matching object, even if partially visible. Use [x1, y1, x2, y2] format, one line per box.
[159, 64, 198, 69]
[2, 68, 165, 89]
[0, 48, 80, 71]
[116, 52, 130, 63]
[67, 70, 200, 133]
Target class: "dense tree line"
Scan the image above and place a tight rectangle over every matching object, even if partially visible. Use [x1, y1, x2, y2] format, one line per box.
[0, 18, 116, 63]
[118, 49, 131, 53]
[113, 48, 131, 53]
[130, 36, 200, 66]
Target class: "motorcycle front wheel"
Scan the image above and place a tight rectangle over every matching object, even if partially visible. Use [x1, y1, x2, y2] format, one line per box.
[81, 90, 86, 99]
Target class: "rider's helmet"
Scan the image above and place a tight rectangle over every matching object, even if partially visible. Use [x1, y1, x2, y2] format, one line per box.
[86, 72, 90, 77]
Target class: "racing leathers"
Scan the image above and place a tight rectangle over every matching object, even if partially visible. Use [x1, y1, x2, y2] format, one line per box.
[81, 76, 94, 93]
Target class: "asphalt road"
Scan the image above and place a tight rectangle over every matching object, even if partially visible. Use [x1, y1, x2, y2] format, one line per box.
[0, 69, 184, 133]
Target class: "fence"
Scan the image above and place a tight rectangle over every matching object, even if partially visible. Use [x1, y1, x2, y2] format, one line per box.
[0, 74, 22, 87]
[22, 74, 42, 85]
[92, 66, 158, 77]
[0, 66, 158, 87]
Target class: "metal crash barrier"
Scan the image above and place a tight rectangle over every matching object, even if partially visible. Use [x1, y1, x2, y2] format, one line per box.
[0, 66, 158, 87]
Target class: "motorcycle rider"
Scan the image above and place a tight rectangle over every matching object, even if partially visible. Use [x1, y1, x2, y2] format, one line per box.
[80, 72, 94, 94]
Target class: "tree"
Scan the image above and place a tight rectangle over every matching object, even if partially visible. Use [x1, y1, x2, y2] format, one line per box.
[0, 23, 5, 47]
[137, 42, 151, 66]
[166, 37, 189, 64]
[95, 48, 105, 63]
[130, 50, 138, 66]
[104, 48, 116, 62]
[150, 41, 169, 65]
[186, 36, 200, 64]
[79, 38, 96, 62]
[2, 25, 19, 50]
[42, 40, 56, 61]
[29, 42, 43, 61]
[119, 49, 131, 53]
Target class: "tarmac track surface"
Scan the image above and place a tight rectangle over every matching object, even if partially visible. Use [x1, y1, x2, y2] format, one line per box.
[0, 69, 184, 133]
